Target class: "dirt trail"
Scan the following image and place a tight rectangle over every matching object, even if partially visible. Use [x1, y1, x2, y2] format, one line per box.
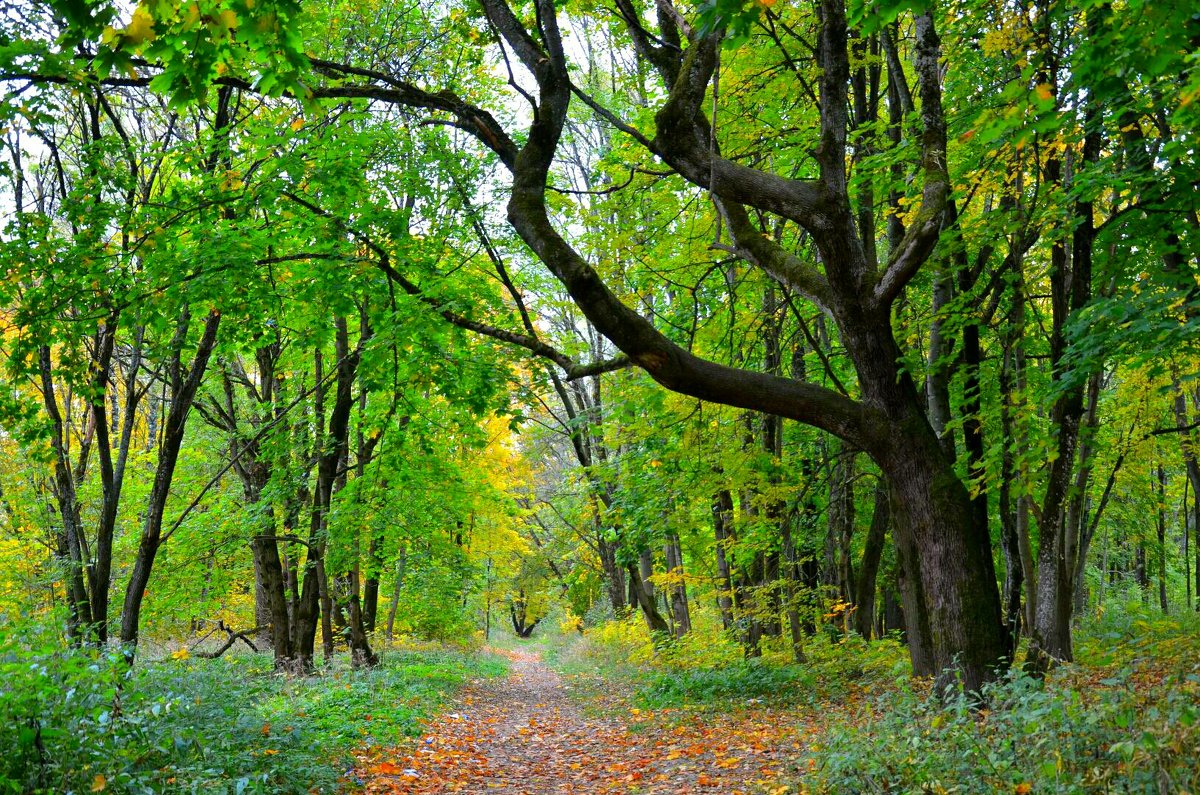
[356, 648, 806, 794]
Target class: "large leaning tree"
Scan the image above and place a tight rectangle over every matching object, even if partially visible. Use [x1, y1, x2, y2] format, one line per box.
[2, 0, 1029, 690]
[361, 0, 1009, 691]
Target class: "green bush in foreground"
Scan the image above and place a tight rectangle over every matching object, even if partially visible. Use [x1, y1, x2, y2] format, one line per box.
[806, 607, 1200, 795]
[0, 641, 505, 794]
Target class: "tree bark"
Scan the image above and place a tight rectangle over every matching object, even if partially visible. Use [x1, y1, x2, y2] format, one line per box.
[1027, 107, 1101, 673]
[712, 490, 736, 632]
[855, 482, 889, 640]
[119, 309, 221, 653]
[663, 534, 691, 638]
[1157, 462, 1168, 614]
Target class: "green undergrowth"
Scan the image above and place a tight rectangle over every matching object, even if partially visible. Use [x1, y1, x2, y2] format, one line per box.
[536, 612, 910, 712]
[0, 636, 505, 794]
[804, 602, 1200, 793]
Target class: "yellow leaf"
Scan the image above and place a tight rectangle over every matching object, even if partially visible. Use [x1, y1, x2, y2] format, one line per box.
[124, 5, 156, 45]
[170, 646, 189, 660]
[91, 774, 107, 792]
[290, 118, 304, 131]
[1034, 83, 1053, 102]
[219, 9, 238, 30]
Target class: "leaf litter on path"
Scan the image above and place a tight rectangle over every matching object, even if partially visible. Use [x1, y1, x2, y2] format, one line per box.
[354, 649, 808, 794]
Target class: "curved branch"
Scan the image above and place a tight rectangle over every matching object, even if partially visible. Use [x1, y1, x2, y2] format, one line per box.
[649, 36, 830, 231]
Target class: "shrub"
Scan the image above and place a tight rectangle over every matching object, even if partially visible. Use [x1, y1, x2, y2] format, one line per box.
[0, 639, 504, 794]
[806, 656, 1200, 793]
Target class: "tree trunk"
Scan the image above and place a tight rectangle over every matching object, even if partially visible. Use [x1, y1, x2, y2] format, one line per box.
[1026, 68, 1102, 674]
[638, 548, 655, 604]
[38, 346, 93, 643]
[119, 310, 221, 655]
[627, 562, 669, 635]
[1184, 476, 1191, 612]
[825, 444, 857, 604]
[712, 490, 736, 632]
[855, 482, 889, 640]
[1136, 540, 1148, 595]
[925, 263, 956, 459]
[253, 535, 296, 668]
[297, 320, 368, 669]
[345, 568, 378, 667]
[386, 546, 407, 639]
[663, 534, 690, 638]
[779, 513, 808, 663]
[363, 516, 386, 634]
[597, 532, 627, 613]
[1157, 462, 1168, 614]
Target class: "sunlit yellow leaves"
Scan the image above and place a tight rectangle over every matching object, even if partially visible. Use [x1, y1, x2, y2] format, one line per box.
[126, 5, 157, 43]
[980, 28, 1009, 58]
[221, 170, 245, 192]
[101, 4, 156, 48]
[91, 774, 107, 792]
[170, 646, 190, 660]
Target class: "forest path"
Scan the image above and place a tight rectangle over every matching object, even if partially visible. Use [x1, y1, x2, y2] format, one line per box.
[355, 647, 807, 794]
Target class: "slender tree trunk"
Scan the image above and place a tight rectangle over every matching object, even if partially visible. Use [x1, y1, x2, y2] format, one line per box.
[712, 490, 736, 632]
[1194, 482, 1199, 612]
[386, 546, 406, 639]
[297, 320, 367, 668]
[38, 346, 93, 643]
[1027, 99, 1101, 673]
[627, 561, 669, 635]
[363, 534, 381, 633]
[1184, 475, 1191, 612]
[925, 264, 955, 459]
[1157, 463, 1168, 614]
[855, 482, 889, 640]
[663, 534, 690, 638]
[997, 363, 1024, 639]
[119, 310, 221, 653]
[825, 444, 857, 604]
[1136, 540, 1148, 596]
[779, 513, 807, 663]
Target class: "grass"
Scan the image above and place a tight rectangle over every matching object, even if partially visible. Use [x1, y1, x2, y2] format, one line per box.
[0, 638, 506, 794]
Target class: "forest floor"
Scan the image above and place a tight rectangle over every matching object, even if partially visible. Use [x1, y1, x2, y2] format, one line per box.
[353, 647, 809, 794]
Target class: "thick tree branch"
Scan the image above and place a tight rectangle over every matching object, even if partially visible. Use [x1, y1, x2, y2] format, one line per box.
[648, 35, 830, 231]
